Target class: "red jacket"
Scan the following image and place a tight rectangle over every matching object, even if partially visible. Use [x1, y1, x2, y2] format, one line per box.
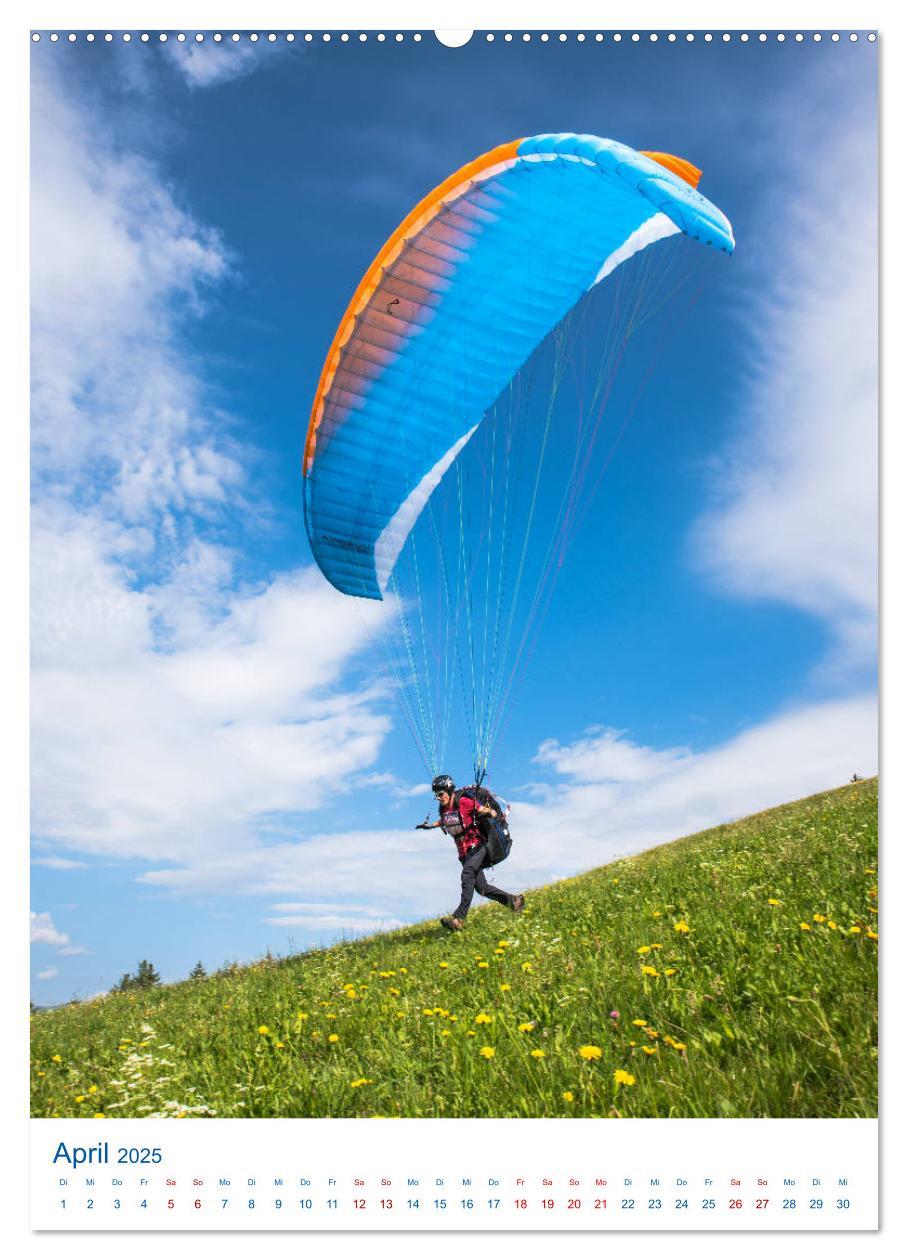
[440, 793, 483, 859]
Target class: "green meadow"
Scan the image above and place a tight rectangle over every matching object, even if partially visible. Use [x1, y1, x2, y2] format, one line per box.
[31, 778, 878, 1119]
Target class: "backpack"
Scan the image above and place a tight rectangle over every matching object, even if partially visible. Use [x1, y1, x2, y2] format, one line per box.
[458, 785, 512, 865]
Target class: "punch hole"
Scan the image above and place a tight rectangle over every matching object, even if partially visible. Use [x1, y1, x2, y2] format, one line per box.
[435, 30, 473, 48]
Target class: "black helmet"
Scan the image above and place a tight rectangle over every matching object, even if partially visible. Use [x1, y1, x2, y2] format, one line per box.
[431, 774, 456, 795]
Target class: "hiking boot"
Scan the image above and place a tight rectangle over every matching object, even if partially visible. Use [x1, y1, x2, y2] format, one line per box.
[440, 915, 465, 931]
[510, 894, 525, 913]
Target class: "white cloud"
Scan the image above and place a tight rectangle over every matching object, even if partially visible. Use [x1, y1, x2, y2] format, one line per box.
[30, 62, 395, 869]
[162, 39, 277, 90]
[32, 857, 87, 870]
[265, 900, 407, 936]
[31, 64, 236, 522]
[265, 912, 406, 935]
[36, 969, 59, 982]
[57, 946, 89, 958]
[691, 98, 877, 681]
[30, 912, 70, 948]
[512, 693, 877, 888]
[535, 728, 692, 784]
[32, 544, 390, 861]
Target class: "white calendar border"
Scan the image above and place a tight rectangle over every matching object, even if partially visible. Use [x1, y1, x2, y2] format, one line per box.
[4, 0, 901, 1254]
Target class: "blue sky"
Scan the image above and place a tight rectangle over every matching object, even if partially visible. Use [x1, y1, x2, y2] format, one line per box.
[30, 31, 877, 1005]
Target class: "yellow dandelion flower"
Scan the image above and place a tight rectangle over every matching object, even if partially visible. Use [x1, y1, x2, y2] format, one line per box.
[867, 929, 879, 940]
[632, 1019, 647, 1027]
[51, 1055, 62, 1063]
[800, 923, 812, 931]
[864, 868, 875, 875]
[827, 921, 838, 930]
[475, 1013, 492, 1025]
[636, 945, 652, 955]
[674, 921, 691, 933]
[530, 1049, 545, 1059]
[479, 1045, 495, 1059]
[614, 1069, 635, 1086]
[500, 983, 511, 992]
[466, 1030, 477, 1037]
[651, 943, 663, 950]
[579, 1045, 603, 1061]
[612, 878, 619, 885]
[629, 1040, 637, 1047]
[521, 962, 533, 973]
[478, 961, 489, 969]
[275, 1041, 285, 1049]
[93, 1113, 105, 1119]
[641, 965, 660, 977]
[422, 1008, 434, 1016]
[849, 926, 862, 934]
[88, 1085, 98, 1094]
[663, 968, 678, 977]
[562, 1091, 574, 1102]
[257, 1025, 270, 1036]
[441, 1029, 451, 1037]
[673, 1041, 687, 1052]
[328, 1034, 339, 1043]
[75, 1095, 85, 1103]
[813, 913, 826, 923]
[651, 910, 662, 918]
[518, 1022, 535, 1033]
[768, 898, 782, 906]
[297, 1011, 309, 1020]
[439, 962, 449, 969]
[399, 967, 409, 974]
[642, 1046, 657, 1056]
[498, 940, 510, 948]
[36, 1071, 45, 1077]
[389, 987, 400, 996]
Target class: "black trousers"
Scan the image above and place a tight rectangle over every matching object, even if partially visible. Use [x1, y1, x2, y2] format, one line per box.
[454, 844, 512, 920]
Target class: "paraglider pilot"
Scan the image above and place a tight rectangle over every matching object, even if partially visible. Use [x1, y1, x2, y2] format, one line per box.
[418, 774, 525, 931]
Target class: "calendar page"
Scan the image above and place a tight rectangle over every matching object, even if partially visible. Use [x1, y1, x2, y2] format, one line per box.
[27, 2, 880, 1239]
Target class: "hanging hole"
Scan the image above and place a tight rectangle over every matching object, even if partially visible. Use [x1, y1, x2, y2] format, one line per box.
[435, 30, 473, 48]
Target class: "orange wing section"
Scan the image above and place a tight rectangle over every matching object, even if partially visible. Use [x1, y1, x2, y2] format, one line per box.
[641, 151, 702, 188]
[303, 138, 523, 474]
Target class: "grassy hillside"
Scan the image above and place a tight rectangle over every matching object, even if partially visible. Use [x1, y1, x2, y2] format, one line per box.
[31, 778, 878, 1119]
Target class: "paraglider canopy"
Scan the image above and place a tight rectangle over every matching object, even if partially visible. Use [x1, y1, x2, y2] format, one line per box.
[302, 132, 733, 780]
[303, 133, 733, 602]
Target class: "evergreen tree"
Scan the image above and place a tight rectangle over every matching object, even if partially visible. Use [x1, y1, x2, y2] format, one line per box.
[189, 961, 206, 980]
[134, 959, 161, 989]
